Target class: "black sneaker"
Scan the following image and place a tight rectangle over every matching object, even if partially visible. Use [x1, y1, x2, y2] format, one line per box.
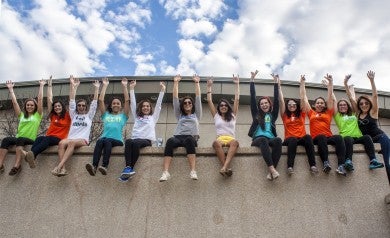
[85, 163, 96, 176]
[98, 166, 107, 175]
[323, 161, 331, 174]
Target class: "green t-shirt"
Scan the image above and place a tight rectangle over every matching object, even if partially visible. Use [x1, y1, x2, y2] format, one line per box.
[16, 111, 42, 140]
[334, 112, 362, 138]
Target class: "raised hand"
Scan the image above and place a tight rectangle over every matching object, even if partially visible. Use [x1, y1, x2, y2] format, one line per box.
[192, 74, 200, 83]
[173, 74, 181, 82]
[93, 80, 100, 88]
[129, 80, 136, 89]
[233, 74, 239, 84]
[367, 70, 375, 80]
[6, 80, 14, 90]
[270, 73, 279, 83]
[121, 78, 128, 87]
[48, 75, 53, 87]
[207, 77, 214, 87]
[39, 79, 47, 86]
[300, 75, 306, 83]
[102, 77, 109, 86]
[160, 81, 166, 91]
[251, 70, 259, 79]
[344, 74, 352, 85]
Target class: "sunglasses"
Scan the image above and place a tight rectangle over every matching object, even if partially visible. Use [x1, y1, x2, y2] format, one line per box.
[219, 103, 228, 107]
[288, 103, 297, 106]
[183, 101, 192, 105]
[359, 101, 370, 106]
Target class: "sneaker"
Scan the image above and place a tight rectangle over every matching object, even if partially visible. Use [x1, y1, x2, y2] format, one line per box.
[58, 168, 68, 177]
[344, 159, 354, 171]
[0, 165, 4, 174]
[323, 161, 332, 174]
[25, 151, 36, 168]
[159, 171, 171, 182]
[369, 159, 384, 170]
[85, 163, 96, 176]
[98, 166, 107, 175]
[8, 166, 21, 176]
[190, 170, 198, 180]
[266, 173, 273, 181]
[51, 167, 60, 176]
[287, 167, 294, 175]
[121, 166, 136, 178]
[118, 176, 129, 183]
[226, 168, 233, 177]
[310, 166, 319, 174]
[272, 170, 280, 180]
[336, 165, 347, 176]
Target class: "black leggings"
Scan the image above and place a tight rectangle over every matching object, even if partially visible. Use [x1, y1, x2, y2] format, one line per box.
[164, 135, 197, 157]
[344, 135, 376, 161]
[0, 137, 34, 149]
[124, 138, 151, 167]
[251, 136, 282, 167]
[92, 137, 123, 167]
[31, 136, 61, 158]
[313, 134, 345, 165]
[283, 135, 316, 168]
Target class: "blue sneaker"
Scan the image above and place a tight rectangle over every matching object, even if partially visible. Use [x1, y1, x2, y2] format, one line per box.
[118, 176, 129, 183]
[369, 159, 384, 170]
[121, 166, 136, 179]
[323, 161, 331, 174]
[336, 165, 347, 176]
[344, 159, 354, 171]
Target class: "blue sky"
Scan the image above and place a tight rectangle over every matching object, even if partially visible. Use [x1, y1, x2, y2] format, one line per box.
[1, 0, 390, 92]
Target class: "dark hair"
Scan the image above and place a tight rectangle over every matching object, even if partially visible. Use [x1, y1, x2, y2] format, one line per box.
[23, 98, 38, 119]
[136, 99, 153, 117]
[312, 97, 327, 113]
[337, 99, 353, 116]
[180, 96, 195, 115]
[107, 97, 122, 113]
[356, 95, 373, 114]
[49, 100, 67, 119]
[257, 96, 273, 130]
[76, 99, 88, 114]
[285, 99, 301, 118]
[217, 99, 234, 122]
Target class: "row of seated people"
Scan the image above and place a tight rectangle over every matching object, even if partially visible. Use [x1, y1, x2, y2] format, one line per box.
[0, 71, 389, 184]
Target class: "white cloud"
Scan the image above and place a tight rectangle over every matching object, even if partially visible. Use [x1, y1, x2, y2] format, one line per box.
[179, 18, 217, 38]
[159, 0, 226, 19]
[133, 53, 156, 75]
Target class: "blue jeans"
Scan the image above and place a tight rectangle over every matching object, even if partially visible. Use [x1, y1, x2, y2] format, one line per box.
[372, 133, 390, 184]
[92, 137, 123, 168]
[31, 136, 61, 159]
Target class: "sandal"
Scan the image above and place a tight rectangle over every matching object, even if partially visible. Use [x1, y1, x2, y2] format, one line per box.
[58, 168, 68, 177]
[9, 166, 21, 176]
[219, 168, 227, 176]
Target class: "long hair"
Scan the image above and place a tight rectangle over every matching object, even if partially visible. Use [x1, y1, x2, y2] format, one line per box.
[107, 97, 122, 113]
[312, 96, 327, 113]
[285, 99, 301, 118]
[76, 99, 88, 114]
[136, 99, 153, 117]
[257, 96, 273, 130]
[356, 95, 373, 114]
[180, 96, 195, 115]
[337, 99, 353, 116]
[217, 99, 234, 122]
[23, 98, 38, 119]
[49, 100, 67, 119]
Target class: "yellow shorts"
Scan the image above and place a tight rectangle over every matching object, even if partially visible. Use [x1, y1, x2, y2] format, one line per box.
[216, 135, 235, 146]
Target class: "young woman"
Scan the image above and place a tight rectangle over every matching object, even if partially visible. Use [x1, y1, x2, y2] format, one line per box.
[333, 74, 383, 172]
[301, 74, 346, 176]
[24, 77, 71, 168]
[206, 75, 239, 177]
[159, 74, 202, 182]
[118, 80, 165, 182]
[248, 70, 282, 181]
[51, 76, 100, 176]
[279, 75, 318, 175]
[0, 80, 45, 175]
[85, 78, 130, 176]
[345, 70, 389, 184]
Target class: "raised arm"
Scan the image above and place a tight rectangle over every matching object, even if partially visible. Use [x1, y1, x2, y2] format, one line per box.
[343, 74, 358, 113]
[367, 70, 379, 117]
[323, 74, 335, 113]
[193, 74, 201, 96]
[173, 75, 181, 99]
[37, 79, 46, 115]
[92, 80, 100, 101]
[69, 75, 79, 101]
[272, 74, 280, 120]
[206, 77, 217, 117]
[193, 74, 202, 119]
[47, 76, 53, 113]
[129, 80, 137, 118]
[98, 77, 109, 114]
[121, 78, 130, 117]
[250, 70, 259, 119]
[232, 74, 240, 116]
[300, 75, 311, 113]
[273, 73, 285, 117]
[6, 81, 21, 116]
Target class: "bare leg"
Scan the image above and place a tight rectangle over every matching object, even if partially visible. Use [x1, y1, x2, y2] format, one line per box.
[57, 140, 85, 169]
[212, 140, 226, 166]
[187, 154, 196, 171]
[163, 156, 172, 171]
[57, 139, 68, 164]
[0, 148, 8, 167]
[224, 140, 239, 170]
[14, 146, 24, 167]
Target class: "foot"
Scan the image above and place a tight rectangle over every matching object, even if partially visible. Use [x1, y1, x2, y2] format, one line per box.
[58, 167, 68, 177]
[98, 166, 107, 175]
[118, 176, 129, 183]
[369, 159, 384, 170]
[344, 159, 354, 171]
[51, 167, 60, 176]
[271, 170, 280, 180]
[287, 167, 294, 175]
[85, 163, 96, 176]
[219, 168, 227, 177]
[323, 161, 331, 174]
[25, 151, 36, 168]
[190, 170, 198, 180]
[336, 165, 347, 176]
[121, 166, 135, 179]
[226, 168, 233, 177]
[310, 166, 319, 174]
[9, 166, 21, 176]
[159, 171, 171, 182]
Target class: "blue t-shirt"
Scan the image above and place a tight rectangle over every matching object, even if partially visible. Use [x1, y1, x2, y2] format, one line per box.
[253, 114, 275, 139]
[100, 112, 128, 142]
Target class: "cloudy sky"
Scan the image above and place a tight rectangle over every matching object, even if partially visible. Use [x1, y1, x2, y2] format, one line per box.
[1, 0, 389, 91]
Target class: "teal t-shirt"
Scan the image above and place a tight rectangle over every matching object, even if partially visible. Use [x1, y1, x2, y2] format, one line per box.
[16, 112, 42, 140]
[253, 114, 275, 139]
[100, 112, 128, 143]
[334, 112, 362, 138]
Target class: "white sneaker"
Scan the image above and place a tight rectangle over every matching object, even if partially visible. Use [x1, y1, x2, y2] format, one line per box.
[159, 171, 170, 182]
[266, 173, 273, 181]
[190, 170, 198, 180]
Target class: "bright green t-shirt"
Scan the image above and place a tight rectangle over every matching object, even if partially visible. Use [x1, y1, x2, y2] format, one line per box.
[334, 112, 362, 138]
[16, 111, 42, 140]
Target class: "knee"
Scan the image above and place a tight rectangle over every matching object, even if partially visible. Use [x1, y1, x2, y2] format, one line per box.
[212, 140, 222, 149]
[230, 140, 239, 148]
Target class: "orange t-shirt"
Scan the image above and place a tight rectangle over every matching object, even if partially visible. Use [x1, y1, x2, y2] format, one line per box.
[308, 108, 333, 138]
[282, 112, 307, 139]
[46, 112, 71, 139]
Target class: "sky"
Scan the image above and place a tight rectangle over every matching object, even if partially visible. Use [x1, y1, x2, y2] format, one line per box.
[1, 0, 390, 92]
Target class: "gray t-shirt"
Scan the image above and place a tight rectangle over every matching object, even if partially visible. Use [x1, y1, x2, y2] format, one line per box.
[173, 95, 202, 136]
